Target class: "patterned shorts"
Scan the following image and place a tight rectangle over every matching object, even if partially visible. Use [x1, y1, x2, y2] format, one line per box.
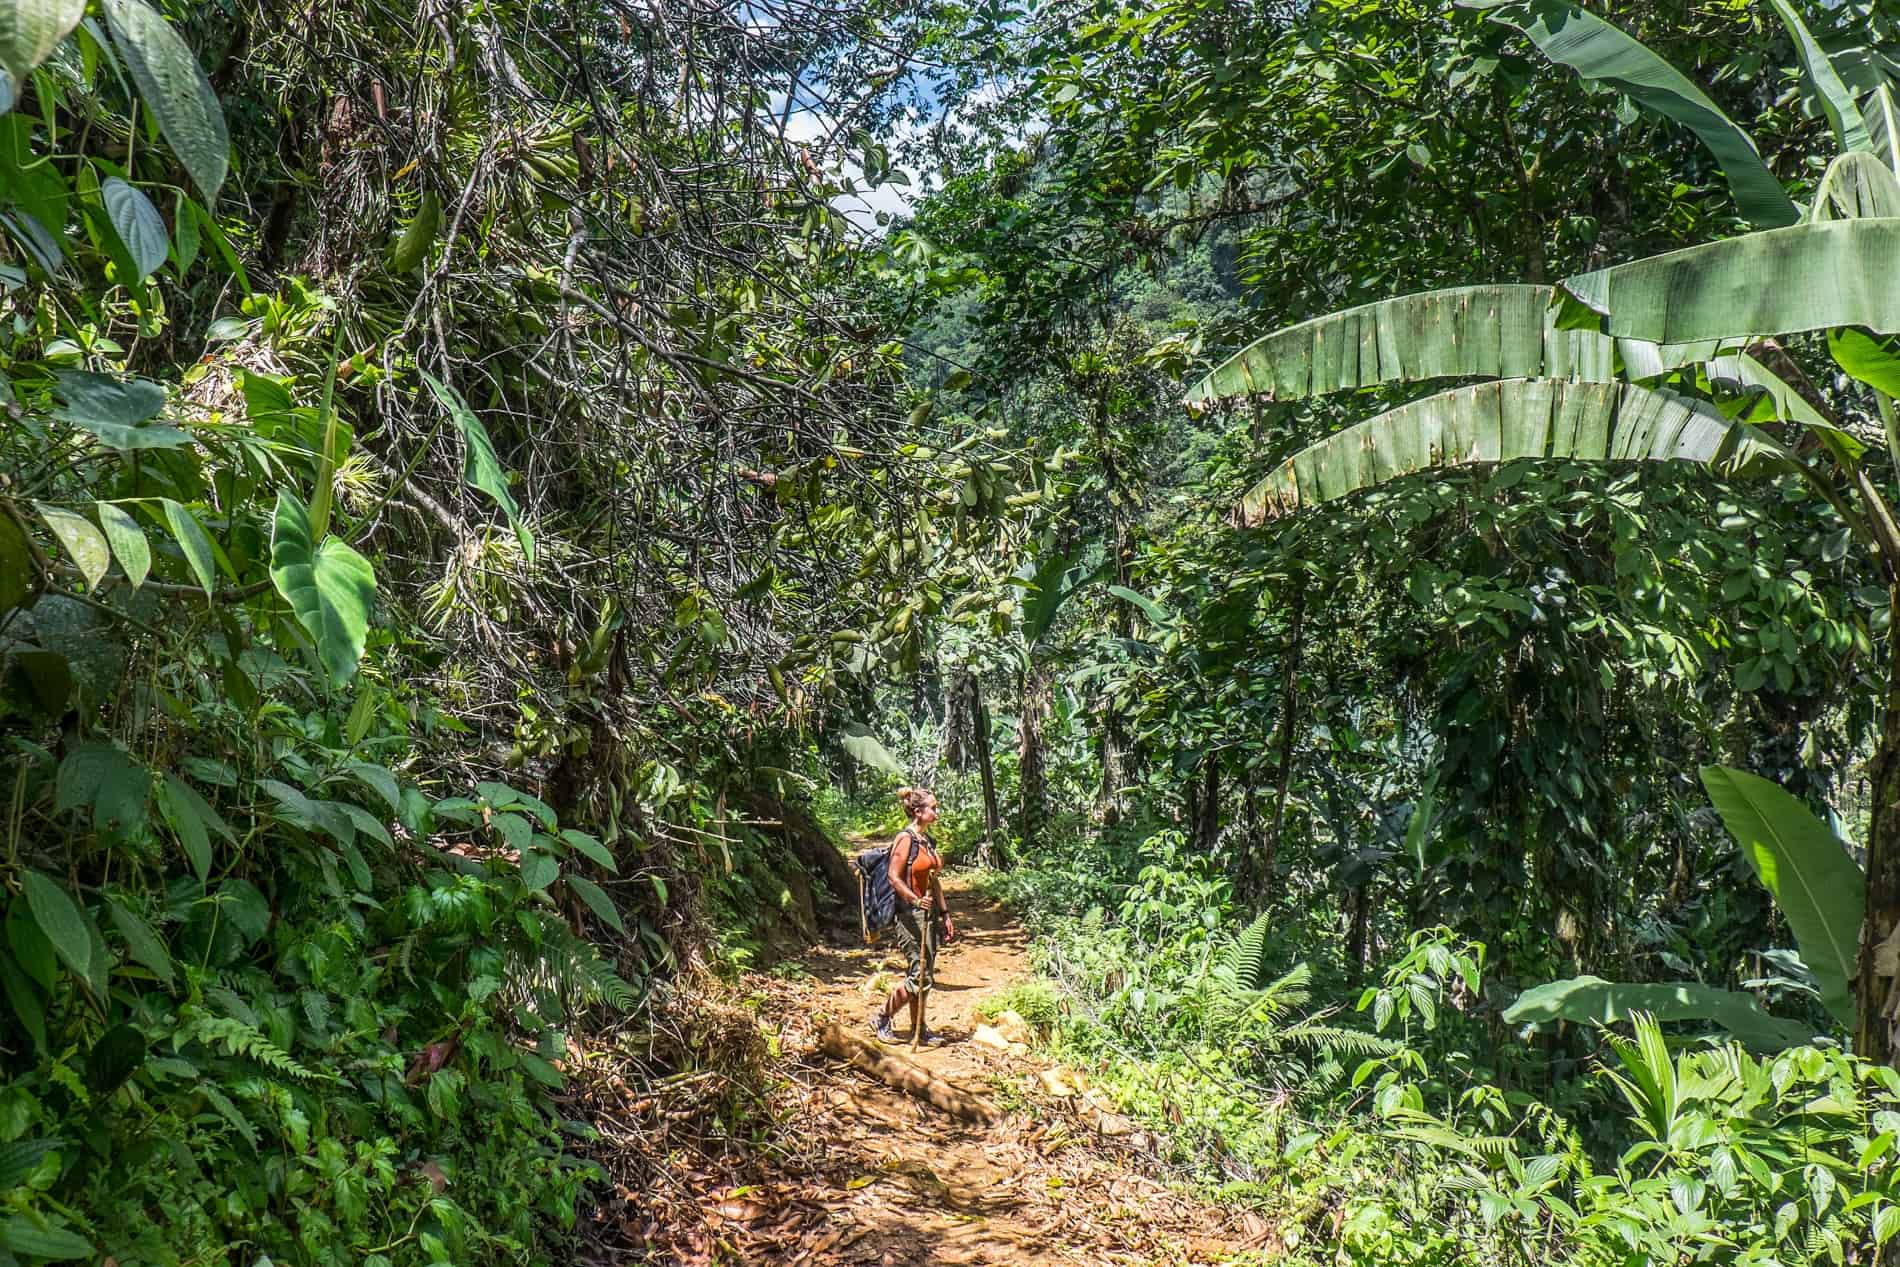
[892, 907, 939, 993]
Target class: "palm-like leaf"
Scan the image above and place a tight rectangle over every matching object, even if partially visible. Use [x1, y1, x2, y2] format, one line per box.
[1560, 220, 1900, 344]
[1239, 379, 1774, 524]
[1186, 286, 1615, 406]
[1461, 0, 1799, 227]
[1770, 0, 1873, 155]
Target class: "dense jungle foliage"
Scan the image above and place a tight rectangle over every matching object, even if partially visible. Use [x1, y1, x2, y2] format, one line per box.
[9, 0, 1900, 1262]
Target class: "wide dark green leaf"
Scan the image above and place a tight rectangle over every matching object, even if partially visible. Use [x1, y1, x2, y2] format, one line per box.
[1239, 378, 1771, 524]
[1700, 765, 1862, 1028]
[21, 870, 90, 984]
[1503, 975, 1812, 1051]
[101, 176, 168, 277]
[565, 875, 625, 933]
[838, 721, 906, 775]
[421, 371, 535, 563]
[0, 1216, 93, 1260]
[1561, 221, 1900, 344]
[1463, 0, 1798, 227]
[1187, 285, 1615, 406]
[106, 898, 172, 989]
[269, 490, 376, 686]
[100, 0, 228, 199]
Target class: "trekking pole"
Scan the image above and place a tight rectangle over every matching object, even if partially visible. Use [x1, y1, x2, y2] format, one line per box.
[912, 906, 938, 1051]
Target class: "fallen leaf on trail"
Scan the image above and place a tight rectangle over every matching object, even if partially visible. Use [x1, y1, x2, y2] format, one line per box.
[846, 1174, 876, 1189]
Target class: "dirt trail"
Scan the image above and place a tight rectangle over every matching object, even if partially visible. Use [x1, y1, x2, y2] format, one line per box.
[733, 873, 1259, 1266]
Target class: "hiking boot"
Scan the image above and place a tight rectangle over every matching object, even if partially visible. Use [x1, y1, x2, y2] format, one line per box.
[872, 1010, 898, 1042]
[912, 1026, 947, 1047]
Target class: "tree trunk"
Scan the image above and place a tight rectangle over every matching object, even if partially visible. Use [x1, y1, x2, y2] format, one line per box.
[1018, 670, 1049, 849]
[1263, 579, 1307, 906]
[975, 690, 1003, 868]
[1855, 582, 1900, 1064]
[1346, 881, 1371, 987]
[1194, 753, 1220, 858]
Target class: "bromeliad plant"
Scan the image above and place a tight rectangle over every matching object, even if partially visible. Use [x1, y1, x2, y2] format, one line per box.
[1190, 0, 1900, 1065]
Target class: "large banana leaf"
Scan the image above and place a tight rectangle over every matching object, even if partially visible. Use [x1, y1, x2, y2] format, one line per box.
[1699, 765, 1862, 1029]
[1462, 0, 1799, 228]
[1503, 974, 1813, 1052]
[1770, 0, 1872, 155]
[1561, 220, 1900, 344]
[1866, 83, 1900, 173]
[1239, 378, 1772, 524]
[1185, 286, 1614, 406]
[1810, 151, 1900, 221]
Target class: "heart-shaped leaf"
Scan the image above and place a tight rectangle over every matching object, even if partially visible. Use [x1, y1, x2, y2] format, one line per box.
[100, 0, 228, 199]
[269, 491, 376, 686]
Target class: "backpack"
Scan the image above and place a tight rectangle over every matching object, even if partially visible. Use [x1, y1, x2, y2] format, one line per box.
[855, 830, 923, 944]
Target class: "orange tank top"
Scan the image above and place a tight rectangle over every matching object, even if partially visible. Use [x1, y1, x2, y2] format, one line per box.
[897, 829, 940, 894]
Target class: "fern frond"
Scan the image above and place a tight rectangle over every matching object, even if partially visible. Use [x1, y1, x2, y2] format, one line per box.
[182, 1009, 328, 1083]
[1219, 912, 1273, 992]
[1275, 1023, 1403, 1058]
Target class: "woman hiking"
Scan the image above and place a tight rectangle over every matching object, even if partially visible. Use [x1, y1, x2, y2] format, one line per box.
[872, 786, 957, 1043]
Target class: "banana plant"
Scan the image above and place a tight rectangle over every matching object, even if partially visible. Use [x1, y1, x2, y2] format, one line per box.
[1190, 0, 1900, 1063]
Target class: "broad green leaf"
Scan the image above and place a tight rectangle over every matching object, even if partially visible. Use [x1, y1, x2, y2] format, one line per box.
[1503, 975, 1812, 1051]
[1700, 765, 1862, 1028]
[53, 369, 163, 425]
[565, 875, 624, 933]
[1187, 285, 1615, 406]
[7, 900, 54, 990]
[1239, 379, 1771, 524]
[1561, 221, 1900, 344]
[21, 870, 90, 983]
[54, 739, 149, 830]
[839, 721, 905, 776]
[105, 898, 172, 989]
[1810, 152, 1900, 222]
[420, 370, 535, 563]
[387, 190, 439, 273]
[1106, 585, 1171, 627]
[157, 772, 229, 882]
[0, 513, 31, 609]
[34, 502, 108, 589]
[559, 828, 617, 873]
[1868, 83, 1900, 174]
[344, 761, 400, 813]
[51, 369, 188, 449]
[95, 501, 149, 588]
[0, 0, 85, 87]
[0, 1138, 61, 1190]
[269, 490, 376, 686]
[100, 0, 228, 199]
[101, 176, 167, 277]
[1769, 0, 1871, 154]
[0, 1216, 93, 1260]
[1463, 0, 1798, 227]
[520, 850, 558, 891]
[1829, 328, 1900, 398]
[158, 498, 216, 596]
